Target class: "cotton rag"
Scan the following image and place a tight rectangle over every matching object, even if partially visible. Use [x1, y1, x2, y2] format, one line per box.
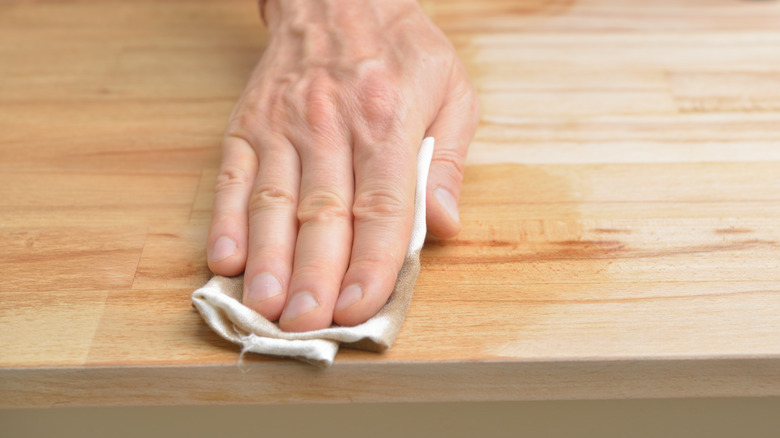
[191, 137, 434, 367]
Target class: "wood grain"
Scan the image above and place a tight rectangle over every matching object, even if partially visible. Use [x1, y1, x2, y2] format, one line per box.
[1, 0, 779, 407]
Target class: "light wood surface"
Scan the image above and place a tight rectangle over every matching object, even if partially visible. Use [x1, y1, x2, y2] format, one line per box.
[2, 0, 780, 408]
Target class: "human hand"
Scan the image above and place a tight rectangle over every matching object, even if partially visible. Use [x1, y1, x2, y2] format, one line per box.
[206, 0, 479, 332]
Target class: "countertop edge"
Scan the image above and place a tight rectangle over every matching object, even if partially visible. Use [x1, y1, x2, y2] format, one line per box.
[3, 356, 779, 408]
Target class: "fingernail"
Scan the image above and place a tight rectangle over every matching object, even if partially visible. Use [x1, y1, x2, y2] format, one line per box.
[282, 291, 318, 320]
[335, 284, 363, 311]
[434, 187, 460, 225]
[246, 273, 282, 303]
[210, 236, 236, 263]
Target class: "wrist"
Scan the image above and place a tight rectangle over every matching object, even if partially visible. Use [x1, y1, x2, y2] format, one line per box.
[262, 0, 419, 32]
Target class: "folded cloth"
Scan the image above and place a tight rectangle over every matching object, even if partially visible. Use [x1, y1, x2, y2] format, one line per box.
[191, 137, 435, 367]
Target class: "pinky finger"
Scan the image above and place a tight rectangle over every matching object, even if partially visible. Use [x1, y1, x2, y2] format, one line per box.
[207, 135, 258, 276]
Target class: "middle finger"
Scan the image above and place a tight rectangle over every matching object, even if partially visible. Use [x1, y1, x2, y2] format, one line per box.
[279, 136, 355, 332]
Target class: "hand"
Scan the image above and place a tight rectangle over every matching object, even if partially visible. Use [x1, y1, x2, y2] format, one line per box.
[206, 0, 479, 332]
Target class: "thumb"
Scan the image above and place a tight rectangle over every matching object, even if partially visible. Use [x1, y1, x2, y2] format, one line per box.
[424, 69, 480, 238]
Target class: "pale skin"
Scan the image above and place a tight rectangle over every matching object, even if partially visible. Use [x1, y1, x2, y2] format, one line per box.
[207, 0, 480, 332]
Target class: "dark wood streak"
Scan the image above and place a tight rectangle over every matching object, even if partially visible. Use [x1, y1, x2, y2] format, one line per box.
[429, 239, 520, 248]
[155, 232, 180, 239]
[424, 239, 778, 265]
[0, 248, 139, 264]
[714, 228, 754, 235]
[592, 228, 633, 234]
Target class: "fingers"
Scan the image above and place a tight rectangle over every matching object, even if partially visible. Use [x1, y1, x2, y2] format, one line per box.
[279, 140, 355, 332]
[207, 135, 258, 276]
[332, 137, 418, 327]
[211, 65, 477, 332]
[241, 135, 301, 320]
[424, 66, 480, 238]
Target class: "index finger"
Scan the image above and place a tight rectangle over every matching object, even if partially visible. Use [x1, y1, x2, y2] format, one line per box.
[332, 135, 419, 326]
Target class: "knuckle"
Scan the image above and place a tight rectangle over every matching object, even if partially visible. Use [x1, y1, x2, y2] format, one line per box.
[248, 184, 297, 215]
[352, 188, 408, 222]
[215, 162, 255, 194]
[297, 191, 351, 224]
[228, 100, 265, 134]
[302, 76, 340, 133]
[229, 86, 289, 133]
[432, 148, 465, 182]
[359, 77, 402, 133]
[351, 250, 403, 279]
[353, 252, 399, 270]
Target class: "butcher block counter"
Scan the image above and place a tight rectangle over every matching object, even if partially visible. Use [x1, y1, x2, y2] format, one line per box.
[1, 0, 779, 408]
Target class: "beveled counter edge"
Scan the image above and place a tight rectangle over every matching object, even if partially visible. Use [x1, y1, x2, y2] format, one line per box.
[2, 356, 779, 408]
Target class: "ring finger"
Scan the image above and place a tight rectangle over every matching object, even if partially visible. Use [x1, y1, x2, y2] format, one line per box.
[242, 134, 301, 321]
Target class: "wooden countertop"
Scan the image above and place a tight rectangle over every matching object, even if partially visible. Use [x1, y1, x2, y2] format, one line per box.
[2, 0, 779, 408]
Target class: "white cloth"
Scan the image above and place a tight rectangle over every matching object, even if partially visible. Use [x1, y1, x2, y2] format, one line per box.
[191, 138, 434, 367]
